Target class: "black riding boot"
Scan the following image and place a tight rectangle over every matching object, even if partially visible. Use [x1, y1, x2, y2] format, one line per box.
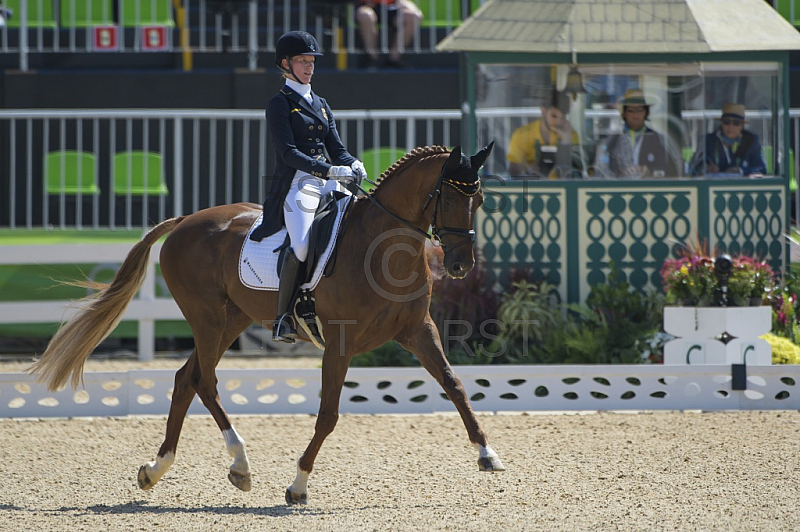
[273, 248, 302, 343]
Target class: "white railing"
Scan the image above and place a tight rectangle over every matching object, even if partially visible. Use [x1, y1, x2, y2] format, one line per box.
[3, 107, 799, 231]
[2, 364, 799, 418]
[0, 0, 472, 71]
[0, 108, 461, 230]
[0, 242, 181, 361]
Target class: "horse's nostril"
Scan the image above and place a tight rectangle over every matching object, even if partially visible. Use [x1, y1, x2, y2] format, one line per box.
[452, 262, 463, 273]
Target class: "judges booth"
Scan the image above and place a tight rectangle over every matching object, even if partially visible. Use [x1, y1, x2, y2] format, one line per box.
[438, 0, 800, 304]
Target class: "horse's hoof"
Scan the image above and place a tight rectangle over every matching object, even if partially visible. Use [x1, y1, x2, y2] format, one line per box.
[228, 470, 252, 492]
[285, 487, 308, 505]
[137, 465, 155, 490]
[478, 456, 506, 472]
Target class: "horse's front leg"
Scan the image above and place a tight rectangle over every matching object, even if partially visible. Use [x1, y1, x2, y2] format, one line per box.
[399, 316, 506, 472]
[286, 342, 351, 504]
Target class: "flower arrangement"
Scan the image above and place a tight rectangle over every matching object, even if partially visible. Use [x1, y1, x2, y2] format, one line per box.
[660, 255, 716, 306]
[659, 238, 776, 307]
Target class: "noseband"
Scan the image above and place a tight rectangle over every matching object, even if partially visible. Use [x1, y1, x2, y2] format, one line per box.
[355, 159, 480, 254]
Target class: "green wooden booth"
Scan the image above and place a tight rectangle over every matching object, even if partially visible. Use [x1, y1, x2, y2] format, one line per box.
[438, 0, 800, 303]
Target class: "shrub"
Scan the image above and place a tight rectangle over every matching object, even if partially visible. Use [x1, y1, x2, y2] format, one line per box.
[350, 341, 419, 367]
[540, 269, 665, 364]
[763, 333, 800, 364]
[496, 280, 558, 346]
[429, 251, 501, 349]
[767, 267, 800, 342]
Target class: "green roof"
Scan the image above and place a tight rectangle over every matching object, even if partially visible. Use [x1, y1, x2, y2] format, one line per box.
[437, 0, 800, 54]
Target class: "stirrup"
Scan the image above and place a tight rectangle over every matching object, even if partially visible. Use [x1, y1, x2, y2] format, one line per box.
[295, 290, 324, 348]
[273, 313, 297, 344]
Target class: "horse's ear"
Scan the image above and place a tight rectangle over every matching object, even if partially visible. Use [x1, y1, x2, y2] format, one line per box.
[445, 145, 462, 172]
[470, 141, 494, 170]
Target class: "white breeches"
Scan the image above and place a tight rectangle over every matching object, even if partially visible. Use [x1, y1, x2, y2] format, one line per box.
[284, 170, 347, 262]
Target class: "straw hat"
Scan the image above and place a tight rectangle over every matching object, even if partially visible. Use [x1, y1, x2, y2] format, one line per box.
[619, 88, 650, 108]
[719, 103, 746, 122]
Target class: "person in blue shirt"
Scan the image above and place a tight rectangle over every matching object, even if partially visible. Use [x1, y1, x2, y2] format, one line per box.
[690, 103, 767, 177]
[249, 31, 367, 344]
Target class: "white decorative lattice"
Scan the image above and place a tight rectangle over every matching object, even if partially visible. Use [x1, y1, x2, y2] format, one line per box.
[2, 365, 800, 418]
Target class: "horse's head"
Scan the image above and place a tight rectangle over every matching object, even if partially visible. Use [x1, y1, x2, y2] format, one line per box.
[431, 142, 493, 279]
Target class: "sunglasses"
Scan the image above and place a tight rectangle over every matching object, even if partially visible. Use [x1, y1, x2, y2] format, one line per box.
[721, 119, 743, 126]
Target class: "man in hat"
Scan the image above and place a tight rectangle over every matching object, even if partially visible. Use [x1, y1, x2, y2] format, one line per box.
[689, 103, 766, 177]
[594, 88, 677, 178]
[507, 90, 582, 178]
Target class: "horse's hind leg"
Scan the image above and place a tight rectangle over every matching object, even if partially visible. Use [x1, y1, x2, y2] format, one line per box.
[399, 316, 506, 472]
[138, 302, 255, 491]
[138, 351, 198, 490]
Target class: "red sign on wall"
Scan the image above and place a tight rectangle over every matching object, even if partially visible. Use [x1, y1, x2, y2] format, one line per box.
[92, 26, 118, 52]
[141, 26, 171, 52]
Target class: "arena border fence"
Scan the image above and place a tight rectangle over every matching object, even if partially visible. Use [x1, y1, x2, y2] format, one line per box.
[2, 364, 799, 418]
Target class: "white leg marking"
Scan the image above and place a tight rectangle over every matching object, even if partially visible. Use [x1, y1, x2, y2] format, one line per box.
[145, 452, 175, 484]
[223, 427, 250, 474]
[473, 443, 499, 459]
[288, 461, 310, 495]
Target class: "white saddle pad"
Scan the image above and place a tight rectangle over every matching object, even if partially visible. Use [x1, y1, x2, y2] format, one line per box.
[239, 195, 353, 291]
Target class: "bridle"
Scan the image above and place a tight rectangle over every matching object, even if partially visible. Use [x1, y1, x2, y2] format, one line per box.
[352, 158, 480, 254]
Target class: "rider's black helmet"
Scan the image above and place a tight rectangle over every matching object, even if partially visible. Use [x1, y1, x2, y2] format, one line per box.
[275, 31, 323, 69]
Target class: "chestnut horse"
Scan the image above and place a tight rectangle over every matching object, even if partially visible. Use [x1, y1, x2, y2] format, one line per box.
[27, 144, 505, 504]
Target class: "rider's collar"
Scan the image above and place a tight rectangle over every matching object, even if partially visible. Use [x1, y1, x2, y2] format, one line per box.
[285, 79, 313, 105]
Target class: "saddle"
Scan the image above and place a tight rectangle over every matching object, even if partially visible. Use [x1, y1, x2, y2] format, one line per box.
[239, 191, 354, 349]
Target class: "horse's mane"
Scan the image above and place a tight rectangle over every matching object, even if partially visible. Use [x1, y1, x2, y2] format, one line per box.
[370, 145, 449, 195]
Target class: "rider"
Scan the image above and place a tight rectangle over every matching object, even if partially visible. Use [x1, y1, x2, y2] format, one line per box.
[250, 30, 368, 344]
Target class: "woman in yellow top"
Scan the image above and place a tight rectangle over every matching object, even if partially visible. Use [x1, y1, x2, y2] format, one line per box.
[507, 91, 581, 178]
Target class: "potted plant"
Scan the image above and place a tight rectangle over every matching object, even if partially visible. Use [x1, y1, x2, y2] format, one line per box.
[660, 255, 717, 306]
[659, 241, 776, 307]
[659, 239, 778, 365]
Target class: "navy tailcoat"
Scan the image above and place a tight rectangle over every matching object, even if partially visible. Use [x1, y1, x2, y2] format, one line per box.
[251, 85, 356, 240]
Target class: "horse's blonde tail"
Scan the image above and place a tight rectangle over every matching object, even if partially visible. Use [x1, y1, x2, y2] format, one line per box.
[26, 216, 185, 391]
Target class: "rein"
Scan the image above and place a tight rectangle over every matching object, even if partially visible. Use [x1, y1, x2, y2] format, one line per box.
[350, 159, 479, 253]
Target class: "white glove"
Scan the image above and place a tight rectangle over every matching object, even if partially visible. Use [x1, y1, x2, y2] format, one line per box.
[351, 160, 367, 182]
[327, 165, 355, 182]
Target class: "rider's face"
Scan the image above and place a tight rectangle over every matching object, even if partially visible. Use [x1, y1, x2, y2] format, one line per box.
[285, 55, 315, 84]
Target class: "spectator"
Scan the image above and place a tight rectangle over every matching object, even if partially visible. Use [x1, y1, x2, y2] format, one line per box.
[594, 89, 677, 178]
[507, 90, 581, 178]
[689, 103, 766, 177]
[356, 0, 422, 69]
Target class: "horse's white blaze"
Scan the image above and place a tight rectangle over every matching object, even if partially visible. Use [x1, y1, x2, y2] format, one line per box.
[223, 427, 250, 474]
[474, 443, 498, 459]
[288, 462, 310, 496]
[145, 451, 175, 483]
